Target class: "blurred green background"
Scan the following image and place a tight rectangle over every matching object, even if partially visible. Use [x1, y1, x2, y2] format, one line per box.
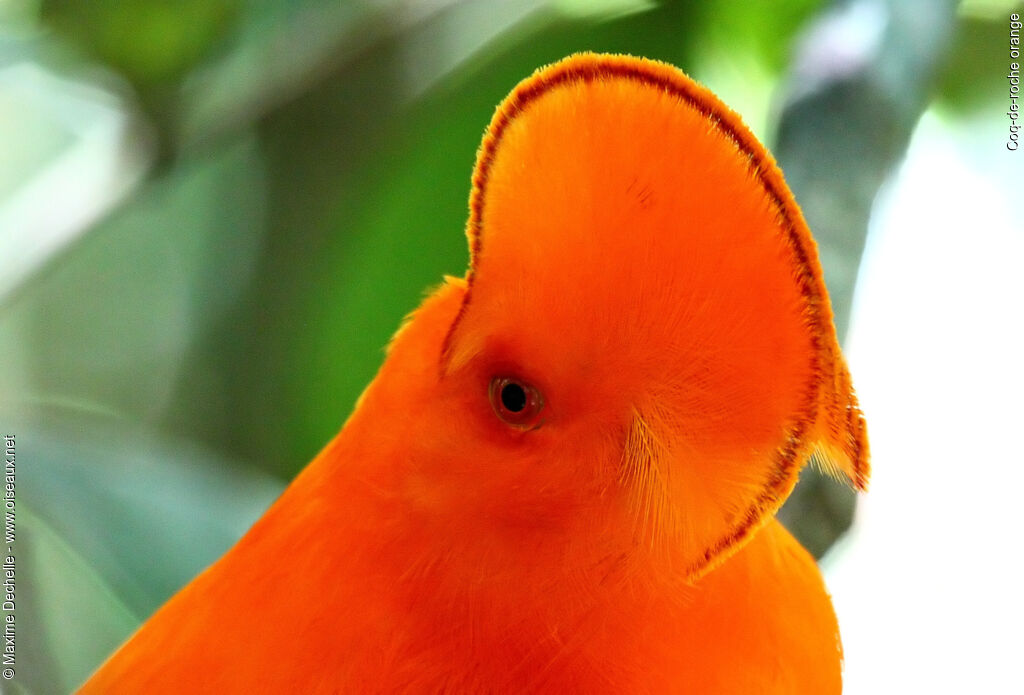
[0, 0, 1016, 692]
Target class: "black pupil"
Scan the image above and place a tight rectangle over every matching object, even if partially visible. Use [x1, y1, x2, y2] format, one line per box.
[500, 382, 528, 413]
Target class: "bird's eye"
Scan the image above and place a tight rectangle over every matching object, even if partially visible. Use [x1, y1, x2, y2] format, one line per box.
[489, 377, 544, 428]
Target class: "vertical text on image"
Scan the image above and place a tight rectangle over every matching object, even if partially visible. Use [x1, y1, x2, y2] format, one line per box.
[3, 434, 15, 682]
[1008, 13, 1021, 150]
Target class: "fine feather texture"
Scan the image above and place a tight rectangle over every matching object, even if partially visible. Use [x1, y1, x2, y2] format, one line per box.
[80, 53, 868, 693]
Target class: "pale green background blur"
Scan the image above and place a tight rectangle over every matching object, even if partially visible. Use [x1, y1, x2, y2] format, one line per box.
[0, 0, 1019, 692]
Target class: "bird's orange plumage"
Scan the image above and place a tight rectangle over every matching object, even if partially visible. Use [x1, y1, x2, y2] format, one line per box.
[81, 53, 868, 693]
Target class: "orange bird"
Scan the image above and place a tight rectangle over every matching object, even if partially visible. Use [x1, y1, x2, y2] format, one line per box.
[81, 53, 869, 693]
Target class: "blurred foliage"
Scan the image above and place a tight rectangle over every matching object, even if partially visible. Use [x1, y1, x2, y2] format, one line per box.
[41, 0, 240, 85]
[0, 0, 1008, 690]
[936, 9, 1016, 112]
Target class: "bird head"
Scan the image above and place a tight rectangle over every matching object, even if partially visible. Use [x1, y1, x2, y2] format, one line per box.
[366, 53, 868, 584]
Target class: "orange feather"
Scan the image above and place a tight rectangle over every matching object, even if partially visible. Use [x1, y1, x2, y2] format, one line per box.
[80, 53, 868, 693]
